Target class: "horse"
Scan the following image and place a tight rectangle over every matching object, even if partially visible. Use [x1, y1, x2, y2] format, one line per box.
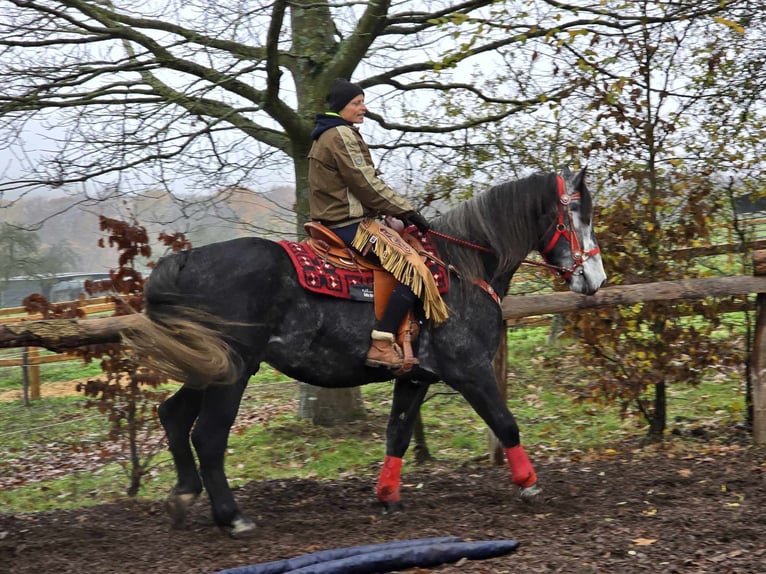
[127, 166, 606, 536]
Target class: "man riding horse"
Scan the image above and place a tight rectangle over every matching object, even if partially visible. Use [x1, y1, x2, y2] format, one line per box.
[308, 78, 435, 371]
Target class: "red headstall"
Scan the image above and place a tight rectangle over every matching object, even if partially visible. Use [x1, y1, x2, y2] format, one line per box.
[533, 175, 601, 280]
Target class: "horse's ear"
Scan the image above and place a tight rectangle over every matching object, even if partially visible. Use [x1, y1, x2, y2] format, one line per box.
[560, 165, 573, 178]
[574, 166, 592, 219]
[573, 165, 588, 191]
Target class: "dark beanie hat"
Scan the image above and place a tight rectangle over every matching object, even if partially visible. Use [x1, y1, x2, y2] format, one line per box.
[326, 78, 364, 113]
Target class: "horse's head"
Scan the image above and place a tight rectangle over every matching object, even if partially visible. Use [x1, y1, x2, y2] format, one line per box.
[539, 166, 607, 295]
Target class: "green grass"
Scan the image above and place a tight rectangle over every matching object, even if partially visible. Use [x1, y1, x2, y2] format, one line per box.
[0, 327, 751, 514]
[0, 394, 176, 510]
[0, 462, 175, 512]
[0, 396, 102, 448]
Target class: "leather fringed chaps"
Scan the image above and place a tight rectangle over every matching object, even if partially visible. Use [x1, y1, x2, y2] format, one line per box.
[352, 219, 449, 324]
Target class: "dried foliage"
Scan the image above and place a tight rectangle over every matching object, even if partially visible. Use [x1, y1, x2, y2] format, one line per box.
[561, 189, 748, 442]
[23, 215, 191, 496]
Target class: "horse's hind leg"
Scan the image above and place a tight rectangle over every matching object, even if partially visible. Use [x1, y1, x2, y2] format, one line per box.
[191, 376, 253, 537]
[450, 368, 542, 501]
[158, 386, 204, 528]
[376, 378, 430, 513]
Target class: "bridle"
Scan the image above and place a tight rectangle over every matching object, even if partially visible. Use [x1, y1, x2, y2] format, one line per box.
[536, 175, 601, 280]
[427, 175, 600, 281]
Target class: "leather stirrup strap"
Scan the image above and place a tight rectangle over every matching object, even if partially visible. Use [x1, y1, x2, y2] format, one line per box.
[394, 312, 418, 375]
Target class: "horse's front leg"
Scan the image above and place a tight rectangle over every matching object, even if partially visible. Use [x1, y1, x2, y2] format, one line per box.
[377, 378, 430, 513]
[191, 376, 253, 537]
[450, 367, 542, 502]
[157, 385, 204, 528]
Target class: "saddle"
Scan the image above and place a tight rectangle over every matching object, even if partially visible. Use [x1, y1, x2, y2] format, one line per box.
[304, 220, 424, 372]
[303, 221, 379, 272]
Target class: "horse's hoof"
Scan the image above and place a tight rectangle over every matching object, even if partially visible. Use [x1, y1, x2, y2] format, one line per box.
[518, 483, 543, 504]
[165, 491, 199, 529]
[225, 515, 257, 538]
[381, 501, 405, 515]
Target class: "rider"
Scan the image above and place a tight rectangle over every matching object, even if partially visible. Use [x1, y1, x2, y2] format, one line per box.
[308, 77, 430, 371]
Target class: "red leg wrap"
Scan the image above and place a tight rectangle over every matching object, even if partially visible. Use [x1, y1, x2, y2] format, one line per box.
[376, 455, 403, 503]
[505, 445, 537, 488]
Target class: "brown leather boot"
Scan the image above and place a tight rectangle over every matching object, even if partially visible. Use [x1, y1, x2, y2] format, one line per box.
[365, 330, 404, 369]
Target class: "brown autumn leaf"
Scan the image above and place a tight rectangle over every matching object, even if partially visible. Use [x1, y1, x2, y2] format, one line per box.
[632, 537, 658, 546]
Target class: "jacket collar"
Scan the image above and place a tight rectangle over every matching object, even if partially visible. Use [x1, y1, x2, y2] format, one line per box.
[311, 113, 354, 140]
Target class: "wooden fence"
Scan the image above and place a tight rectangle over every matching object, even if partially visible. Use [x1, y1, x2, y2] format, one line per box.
[0, 297, 115, 400]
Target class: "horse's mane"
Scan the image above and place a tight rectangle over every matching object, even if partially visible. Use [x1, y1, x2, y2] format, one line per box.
[432, 172, 558, 283]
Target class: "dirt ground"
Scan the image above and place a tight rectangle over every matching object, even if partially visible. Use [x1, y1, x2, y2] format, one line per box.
[1, 437, 765, 574]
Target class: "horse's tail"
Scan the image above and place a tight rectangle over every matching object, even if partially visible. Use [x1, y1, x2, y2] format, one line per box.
[126, 254, 241, 387]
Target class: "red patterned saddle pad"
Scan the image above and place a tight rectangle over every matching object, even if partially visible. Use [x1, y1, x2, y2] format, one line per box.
[278, 228, 449, 301]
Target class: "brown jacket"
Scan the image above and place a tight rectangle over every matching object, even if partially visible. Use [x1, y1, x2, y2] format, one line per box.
[308, 118, 414, 227]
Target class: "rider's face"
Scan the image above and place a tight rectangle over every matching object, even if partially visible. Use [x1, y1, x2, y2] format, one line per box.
[339, 95, 367, 124]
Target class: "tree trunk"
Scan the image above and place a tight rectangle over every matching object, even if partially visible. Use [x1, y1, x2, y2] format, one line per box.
[292, 143, 312, 235]
[126, 400, 142, 498]
[412, 411, 432, 464]
[749, 250, 766, 443]
[646, 381, 667, 442]
[297, 383, 366, 426]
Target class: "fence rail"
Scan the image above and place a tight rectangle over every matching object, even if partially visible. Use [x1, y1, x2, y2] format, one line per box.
[0, 296, 114, 320]
[0, 350, 85, 368]
[0, 297, 115, 367]
[0, 297, 115, 402]
[502, 275, 766, 319]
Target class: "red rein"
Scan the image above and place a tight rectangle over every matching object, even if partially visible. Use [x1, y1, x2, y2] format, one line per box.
[428, 175, 599, 281]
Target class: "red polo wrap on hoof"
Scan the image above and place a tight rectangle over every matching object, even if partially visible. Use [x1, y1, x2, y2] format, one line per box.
[505, 445, 537, 488]
[376, 455, 403, 503]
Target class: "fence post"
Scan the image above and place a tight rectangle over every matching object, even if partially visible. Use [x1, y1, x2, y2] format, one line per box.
[751, 251, 766, 444]
[21, 347, 41, 401]
[22, 347, 30, 407]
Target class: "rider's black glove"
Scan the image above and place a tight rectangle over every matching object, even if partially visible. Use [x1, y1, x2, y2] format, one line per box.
[406, 212, 430, 233]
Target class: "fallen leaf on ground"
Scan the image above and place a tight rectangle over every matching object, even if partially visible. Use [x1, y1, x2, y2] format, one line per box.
[632, 538, 657, 546]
